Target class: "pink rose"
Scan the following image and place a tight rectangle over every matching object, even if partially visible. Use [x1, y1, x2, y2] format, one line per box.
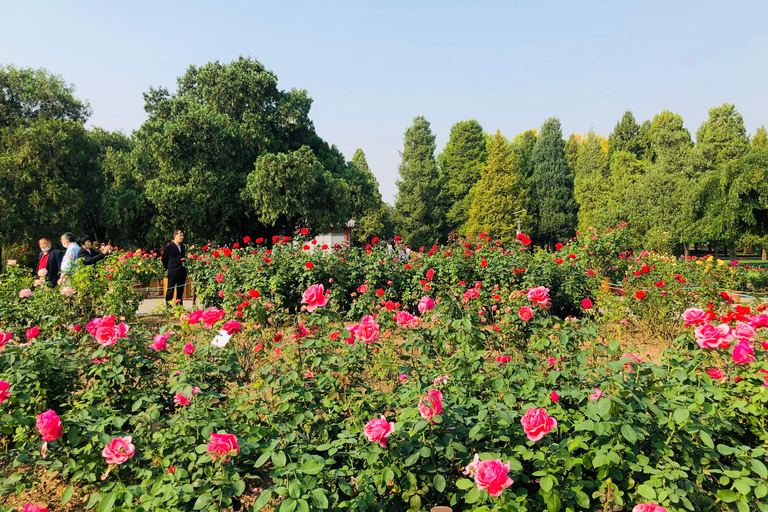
[207, 433, 239, 460]
[732, 322, 756, 342]
[0, 381, 10, 404]
[0, 331, 10, 351]
[150, 333, 169, 351]
[749, 314, 768, 329]
[589, 388, 606, 401]
[582, 298, 592, 310]
[395, 310, 416, 327]
[682, 308, 708, 327]
[92, 317, 129, 347]
[222, 320, 241, 335]
[301, 284, 329, 313]
[418, 389, 443, 421]
[19, 288, 32, 298]
[706, 368, 726, 381]
[433, 375, 449, 387]
[201, 308, 225, 329]
[497, 355, 512, 364]
[632, 505, 667, 512]
[474, 459, 514, 497]
[36, 410, 63, 442]
[732, 340, 755, 365]
[102, 436, 136, 465]
[520, 407, 557, 442]
[23, 505, 49, 512]
[26, 326, 40, 339]
[463, 453, 480, 476]
[188, 310, 203, 325]
[60, 286, 74, 297]
[215, 273, 225, 283]
[184, 343, 195, 355]
[518, 306, 533, 322]
[526, 286, 551, 307]
[551, 391, 560, 401]
[174, 393, 190, 406]
[351, 315, 379, 344]
[417, 296, 435, 313]
[364, 416, 394, 447]
[694, 323, 733, 349]
[621, 353, 643, 373]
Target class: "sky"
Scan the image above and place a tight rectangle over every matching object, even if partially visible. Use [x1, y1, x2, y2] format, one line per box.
[2, 1, 766, 203]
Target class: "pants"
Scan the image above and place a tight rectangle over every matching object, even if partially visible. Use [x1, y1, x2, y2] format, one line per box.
[166, 267, 187, 304]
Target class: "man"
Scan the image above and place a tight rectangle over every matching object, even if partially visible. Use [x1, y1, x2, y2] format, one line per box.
[36, 237, 62, 287]
[77, 235, 113, 265]
[58, 232, 80, 285]
[162, 230, 186, 306]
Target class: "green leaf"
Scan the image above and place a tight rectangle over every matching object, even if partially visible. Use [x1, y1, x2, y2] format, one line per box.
[62, 486, 75, 505]
[637, 484, 656, 500]
[233, 479, 246, 496]
[540, 475, 556, 493]
[253, 489, 273, 510]
[699, 431, 714, 449]
[752, 459, 768, 479]
[271, 451, 287, 467]
[310, 489, 329, 509]
[99, 492, 117, 512]
[673, 407, 689, 424]
[4, 473, 22, 485]
[433, 474, 446, 493]
[297, 499, 309, 512]
[288, 480, 301, 499]
[404, 451, 420, 467]
[281, 497, 297, 512]
[717, 489, 738, 503]
[574, 490, 590, 508]
[592, 452, 607, 468]
[254, 451, 271, 467]
[193, 492, 212, 510]
[621, 424, 637, 444]
[456, 478, 474, 490]
[546, 491, 562, 512]
[301, 460, 323, 475]
[84, 493, 102, 510]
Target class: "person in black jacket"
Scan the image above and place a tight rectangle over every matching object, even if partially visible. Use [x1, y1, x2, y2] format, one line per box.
[162, 230, 186, 306]
[77, 235, 113, 265]
[36, 237, 62, 287]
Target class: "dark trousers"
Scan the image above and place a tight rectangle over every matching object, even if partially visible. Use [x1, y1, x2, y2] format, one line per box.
[166, 267, 187, 304]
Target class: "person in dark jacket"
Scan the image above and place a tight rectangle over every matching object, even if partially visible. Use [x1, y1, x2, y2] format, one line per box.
[161, 230, 186, 306]
[77, 235, 113, 265]
[36, 237, 62, 286]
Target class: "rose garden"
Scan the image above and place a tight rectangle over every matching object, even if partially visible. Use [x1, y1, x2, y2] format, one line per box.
[0, 224, 767, 512]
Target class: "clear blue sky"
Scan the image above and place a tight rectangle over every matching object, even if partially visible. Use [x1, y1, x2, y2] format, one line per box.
[2, 1, 766, 203]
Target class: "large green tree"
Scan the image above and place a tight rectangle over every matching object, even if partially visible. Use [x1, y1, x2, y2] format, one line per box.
[695, 103, 750, 167]
[438, 120, 487, 232]
[574, 130, 609, 231]
[530, 118, 578, 248]
[608, 110, 645, 159]
[394, 116, 444, 247]
[466, 130, 526, 243]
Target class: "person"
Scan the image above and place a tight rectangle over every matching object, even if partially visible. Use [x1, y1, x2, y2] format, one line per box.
[58, 232, 80, 285]
[36, 237, 62, 287]
[161, 230, 186, 306]
[77, 235, 113, 265]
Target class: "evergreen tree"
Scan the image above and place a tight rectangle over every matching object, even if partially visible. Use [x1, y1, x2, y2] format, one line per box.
[649, 110, 692, 164]
[604, 150, 645, 228]
[511, 129, 537, 182]
[438, 120, 487, 232]
[753, 126, 768, 148]
[394, 116, 444, 247]
[695, 103, 749, 167]
[350, 148, 388, 243]
[530, 118, 578, 248]
[574, 130, 609, 231]
[564, 133, 581, 174]
[608, 110, 643, 158]
[466, 130, 526, 243]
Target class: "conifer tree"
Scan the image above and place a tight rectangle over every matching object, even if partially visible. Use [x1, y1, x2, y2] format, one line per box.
[608, 111, 643, 158]
[394, 116, 444, 247]
[574, 130, 609, 231]
[438, 120, 487, 232]
[753, 126, 768, 148]
[466, 130, 526, 243]
[530, 118, 578, 248]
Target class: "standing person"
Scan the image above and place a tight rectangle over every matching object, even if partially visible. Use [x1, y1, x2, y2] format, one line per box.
[36, 237, 62, 287]
[57, 232, 80, 285]
[162, 230, 186, 306]
[77, 235, 113, 265]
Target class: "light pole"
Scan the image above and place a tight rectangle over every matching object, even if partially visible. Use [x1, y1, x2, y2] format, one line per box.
[513, 210, 527, 236]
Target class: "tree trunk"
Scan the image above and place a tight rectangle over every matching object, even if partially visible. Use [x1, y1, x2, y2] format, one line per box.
[763, 248, 767, 261]
[683, 242, 689, 258]
[714, 245, 719, 260]
[728, 243, 737, 262]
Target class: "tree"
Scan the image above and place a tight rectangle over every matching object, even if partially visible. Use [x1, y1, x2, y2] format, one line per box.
[135, 56, 325, 244]
[649, 110, 692, 164]
[608, 111, 644, 158]
[753, 126, 768, 148]
[394, 116, 444, 248]
[695, 103, 749, 167]
[564, 133, 581, 175]
[603, 150, 645, 229]
[530, 118, 578, 248]
[350, 148, 387, 243]
[574, 130, 609, 231]
[438, 120, 487, 232]
[0, 65, 91, 128]
[466, 130, 526, 243]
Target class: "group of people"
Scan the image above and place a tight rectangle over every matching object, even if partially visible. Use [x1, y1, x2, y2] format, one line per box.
[36, 233, 113, 286]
